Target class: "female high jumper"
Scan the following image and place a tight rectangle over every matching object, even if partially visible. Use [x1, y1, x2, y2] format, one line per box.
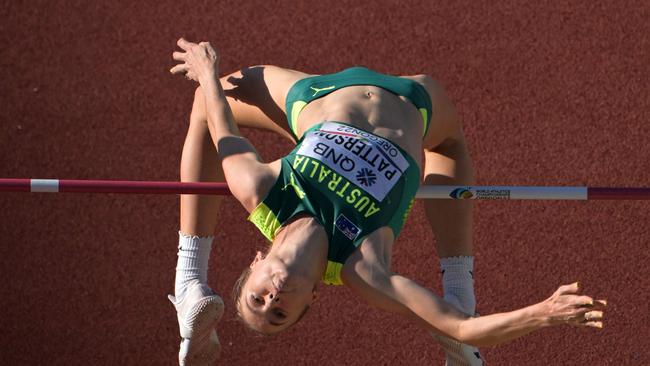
[166, 38, 605, 366]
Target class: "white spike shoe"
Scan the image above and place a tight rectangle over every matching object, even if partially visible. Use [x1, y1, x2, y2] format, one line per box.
[169, 282, 225, 366]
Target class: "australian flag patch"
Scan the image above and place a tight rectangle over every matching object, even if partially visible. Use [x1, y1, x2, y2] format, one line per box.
[335, 214, 360, 241]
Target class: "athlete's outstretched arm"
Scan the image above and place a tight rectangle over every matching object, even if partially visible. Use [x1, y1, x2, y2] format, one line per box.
[171, 38, 275, 211]
[342, 246, 605, 347]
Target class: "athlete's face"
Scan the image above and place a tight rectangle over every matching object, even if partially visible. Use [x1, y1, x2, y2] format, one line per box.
[238, 252, 315, 334]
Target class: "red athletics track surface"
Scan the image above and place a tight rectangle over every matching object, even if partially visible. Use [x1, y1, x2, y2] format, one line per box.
[1, 2, 649, 365]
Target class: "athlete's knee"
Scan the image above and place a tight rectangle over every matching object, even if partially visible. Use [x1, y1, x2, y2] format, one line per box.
[194, 85, 205, 101]
[189, 85, 208, 124]
[413, 74, 439, 91]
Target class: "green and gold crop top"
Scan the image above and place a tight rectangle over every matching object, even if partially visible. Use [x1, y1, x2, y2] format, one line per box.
[248, 121, 420, 285]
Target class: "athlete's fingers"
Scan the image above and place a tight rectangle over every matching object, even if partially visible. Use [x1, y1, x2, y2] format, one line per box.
[573, 295, 594, 307]
[577, 298, 607, 309]
[584, 311, 604, 321]
[205, 43, 218, 59]
[170, 64, 189, 75]
[568, 310, 604, 328]
[583, 321, 604, 329]
[556, 282, 580, 296]
[184, 71, 199, 82]
[177, 37, 195, 51]
[595, 299, 608, 307]
[172, 51, 186, 61]
[199, 41, 216, 54]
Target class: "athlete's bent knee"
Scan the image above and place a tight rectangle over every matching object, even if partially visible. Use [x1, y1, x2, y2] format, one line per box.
[194, 85, 205, 101]
[189, 85, 209, 126]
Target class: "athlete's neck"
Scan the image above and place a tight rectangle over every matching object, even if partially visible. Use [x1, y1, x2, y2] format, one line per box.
[269, 215, 328, 284]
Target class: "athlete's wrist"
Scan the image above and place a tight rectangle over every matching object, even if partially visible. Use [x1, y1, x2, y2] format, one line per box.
[198, 70, 219, 90]
[526, 301, 552, 328]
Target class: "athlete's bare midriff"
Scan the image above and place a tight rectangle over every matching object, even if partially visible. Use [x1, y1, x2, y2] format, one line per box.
[294, 85, 424, 167]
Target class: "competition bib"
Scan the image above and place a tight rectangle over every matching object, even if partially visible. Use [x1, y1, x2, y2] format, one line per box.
[296, 122, 410, 201]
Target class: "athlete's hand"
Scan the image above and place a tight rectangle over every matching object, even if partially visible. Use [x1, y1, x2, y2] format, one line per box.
[170, 38, 219, 84]
[540, 282, 606, 328]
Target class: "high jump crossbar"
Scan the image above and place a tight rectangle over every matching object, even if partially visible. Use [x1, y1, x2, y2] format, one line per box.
[1, 179, 649, 200]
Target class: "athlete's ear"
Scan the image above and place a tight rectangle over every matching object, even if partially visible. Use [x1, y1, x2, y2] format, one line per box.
[249, 251, 264, 269]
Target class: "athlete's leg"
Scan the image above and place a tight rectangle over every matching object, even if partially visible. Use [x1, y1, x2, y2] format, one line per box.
[171, 86, 227, 366]
[176, 64, 309, 302]
[423, 136, 474, 260]
[177, 67, 299, 298]
[423, 137, 483, 366]
[175, 64, 309, 311]
[419, 76, 482, 365]
[219, 65, 311, 142]
[170, 66, 310, 364]
[180, 86, 224, 236]
[419, 76, 475, 312]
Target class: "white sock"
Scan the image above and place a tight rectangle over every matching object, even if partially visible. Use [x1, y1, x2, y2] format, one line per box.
[440, 256, 476, 316]
[175, 231, 213, 302]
